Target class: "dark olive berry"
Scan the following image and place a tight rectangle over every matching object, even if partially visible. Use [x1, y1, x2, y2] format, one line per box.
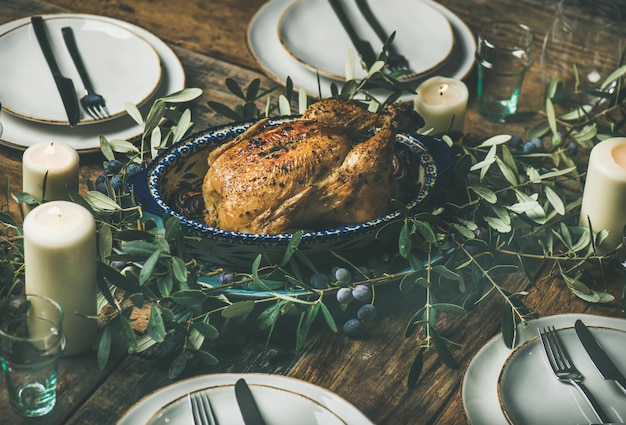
[96, 182, 108, 194]
[218, 271, 236, 285]
[508, 133, 523, 148]
[106, 159, 123, 174]
[352, 284, 371, 301]
[336, 287, 354, 304]
[343, 318, 364, 337]
[126, 163, 142, 176]
[357, 304, 377, 321]
[335, 267, 352, 284]
[565, 142, 578, 156]
[110, 176, 123, 191]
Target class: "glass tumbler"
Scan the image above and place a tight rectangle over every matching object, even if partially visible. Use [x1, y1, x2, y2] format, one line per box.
[541, 0, 623, 97]
[0, 294, 65, 417]
[475, 21, 535, 122]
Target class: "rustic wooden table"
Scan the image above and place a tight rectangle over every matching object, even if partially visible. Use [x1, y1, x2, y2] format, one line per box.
[0, 0, 624, 424]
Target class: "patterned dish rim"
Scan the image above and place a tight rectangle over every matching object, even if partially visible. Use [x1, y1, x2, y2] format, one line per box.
[140, 116, 453, 245]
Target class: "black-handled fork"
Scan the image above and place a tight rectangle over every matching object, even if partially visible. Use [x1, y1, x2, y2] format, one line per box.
[538, 326, 611, 423]
[61, 26, 110, 120]
[327, 0, 377, 69]
[190, 390, 219, 425]
[354, 0, 414, 77]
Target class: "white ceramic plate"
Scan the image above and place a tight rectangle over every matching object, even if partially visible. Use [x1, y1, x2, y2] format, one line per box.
[0, 13, 185, 152]
[117, 373, 373, 425]
[498, 326, 626, 424]
[462, 314, 626, 424]
[278, 0, 454, 81]
[0, 16, 162, 125]
[248, 0, 475, 100]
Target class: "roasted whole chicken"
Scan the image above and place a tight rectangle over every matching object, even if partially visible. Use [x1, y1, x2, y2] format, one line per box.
[202, 99, 425, 234]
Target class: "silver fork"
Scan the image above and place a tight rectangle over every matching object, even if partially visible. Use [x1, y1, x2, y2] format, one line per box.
[61, 26, 110, 120]
[537, 326, 611, 423]
[190, 390, 219, 425]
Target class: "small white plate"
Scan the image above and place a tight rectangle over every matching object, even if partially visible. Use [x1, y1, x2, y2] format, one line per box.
[117, 373, 373, 425]
[462, 314, 626, 425]
[498, 326, 626, 424]
[0, 13, 185, 152]
[0, 16, 162, 125]
[248, 0, 474, 100]
[279, 0, 454, 81]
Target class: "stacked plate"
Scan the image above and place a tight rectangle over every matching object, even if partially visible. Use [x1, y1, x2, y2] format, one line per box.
[0, 14, 185, 152]
[117, 373, 373, 424]
[247, 0, 475, 100]
[463, 314, 626, 424]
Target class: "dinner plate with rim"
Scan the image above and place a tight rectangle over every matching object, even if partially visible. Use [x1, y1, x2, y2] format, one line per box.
[248, 0, 475, 100]
[462, 314, 626, 424]
[278, 0, 454, 82]
[0, 15, 162, 125]
[497, 325, 626, 424]
[116, 373, 374, 425]
[0, 13, 185, 152]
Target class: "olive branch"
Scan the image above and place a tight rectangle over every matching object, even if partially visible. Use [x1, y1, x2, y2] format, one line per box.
[1, 57, 626, 388]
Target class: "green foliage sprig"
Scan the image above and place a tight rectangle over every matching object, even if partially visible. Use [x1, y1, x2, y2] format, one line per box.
[1, 57, 626, 388]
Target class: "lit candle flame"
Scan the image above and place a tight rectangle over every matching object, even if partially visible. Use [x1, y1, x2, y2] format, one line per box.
[48, 206, 62, 218]
[44, 142, 55, 155]
[439, 84, 449, 96]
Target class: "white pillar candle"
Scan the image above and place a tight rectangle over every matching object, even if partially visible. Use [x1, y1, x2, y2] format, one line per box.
[23, 201, 97, 356]
[22, 141, 79, 205]
[579, 137, 626, 254]
[414, 76, 469, 134]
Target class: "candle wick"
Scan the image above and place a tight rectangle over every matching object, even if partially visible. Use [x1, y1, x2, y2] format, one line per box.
[48, 206, 63, 218]
[44, 142, 56, 155]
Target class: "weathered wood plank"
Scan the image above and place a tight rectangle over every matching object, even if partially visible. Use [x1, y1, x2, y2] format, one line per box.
[1, 1, 624, 425]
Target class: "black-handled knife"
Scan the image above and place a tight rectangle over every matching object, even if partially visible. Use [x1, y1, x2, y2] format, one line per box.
[327, 0, 377, 68]
[31, 16, 80, 126]
[575, 319, 626, 394]
[234, 378, 266, 425]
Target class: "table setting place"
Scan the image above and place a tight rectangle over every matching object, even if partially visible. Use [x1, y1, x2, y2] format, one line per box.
[249, 0, 476, 101]
[2, 0, 626, 424]
[118, 373, 373, 425]
[0, 12, 185, 152]
[464, 314, 626, 424]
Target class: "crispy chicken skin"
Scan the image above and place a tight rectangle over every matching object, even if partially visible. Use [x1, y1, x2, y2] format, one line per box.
[202, 99, 424, 234]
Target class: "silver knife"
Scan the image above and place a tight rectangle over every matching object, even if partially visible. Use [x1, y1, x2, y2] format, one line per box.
[575, 319, 626, 394]
[327, 0, 377, 68]
[234, 378, 266, 425]
[30, 16, 80, 126]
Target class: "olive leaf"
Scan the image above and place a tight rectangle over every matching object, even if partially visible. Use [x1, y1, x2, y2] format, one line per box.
[171, 289, 208, 307]
[407, 346, 425, 388]
[120, 313, 138, 354]
[148, 304, 166, 342]
[501, 304, 517, 349]
[190, 349, 219, 367]
[221, 300, 255, 319]
[296, 303, 320, 351]
[193, 321, 220, 340]
[97, 325, 112, 370]
[431, 326, 456, 368]
[168, 350, 190, 379]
